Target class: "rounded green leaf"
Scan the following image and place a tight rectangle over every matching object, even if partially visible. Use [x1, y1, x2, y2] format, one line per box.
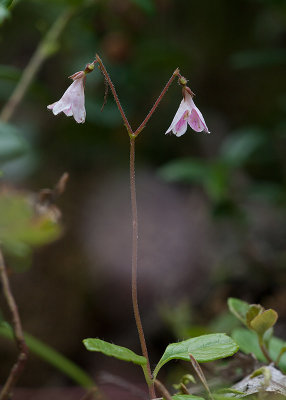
[227, 297, 250, 326]
[153, 334, 239, 379]
[83, 338, 147, 366]
[250, 309, 278, 337]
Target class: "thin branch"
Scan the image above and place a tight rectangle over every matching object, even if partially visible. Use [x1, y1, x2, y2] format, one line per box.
[133, 68, 180, 137]
[0, 7, 75, 123]
[130, 138, 155, 399]
[189, 354, 214, 400]
[0, 249, 29, 400]
[154, 379, 172, 400]
[95, 54, 133, 134]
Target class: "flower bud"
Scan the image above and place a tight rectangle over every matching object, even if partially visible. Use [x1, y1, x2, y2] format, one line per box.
[84, 63, 95, 74]
[179, 76, 188, 86]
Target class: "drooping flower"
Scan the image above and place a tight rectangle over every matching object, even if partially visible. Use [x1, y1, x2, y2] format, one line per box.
[166, 88, 210, 136]
[47, 63, 94, 124]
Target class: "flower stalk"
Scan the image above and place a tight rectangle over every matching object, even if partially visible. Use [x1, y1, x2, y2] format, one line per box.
[130, 137, 155, 398]
[48, 55, 209, 400]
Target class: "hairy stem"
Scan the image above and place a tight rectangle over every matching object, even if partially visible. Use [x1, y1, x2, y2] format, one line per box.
[0, 249, 29, 400]
[133, 68, 180, 137]
[130, 138, 155, 399]
[95, 54, 133, 134]
[0, 7, 75, 123]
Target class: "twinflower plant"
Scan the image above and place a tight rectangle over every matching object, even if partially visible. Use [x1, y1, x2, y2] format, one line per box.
[47, 55, 238, 400]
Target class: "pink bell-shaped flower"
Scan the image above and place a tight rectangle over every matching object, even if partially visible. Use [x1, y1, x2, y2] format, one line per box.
[166, 88, 210, 136]
[47, 70, 87, 123]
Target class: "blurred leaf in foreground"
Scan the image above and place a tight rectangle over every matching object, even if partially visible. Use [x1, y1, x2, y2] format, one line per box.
[0, 174, 68, 259]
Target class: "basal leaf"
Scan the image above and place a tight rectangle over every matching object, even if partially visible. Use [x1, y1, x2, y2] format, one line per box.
[153, 334, 239, 379]
[83, 338, 147, 366]
[227, 298, 250, 326]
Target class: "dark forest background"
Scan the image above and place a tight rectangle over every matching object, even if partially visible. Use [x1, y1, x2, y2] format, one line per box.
[0, 0, 286, 390]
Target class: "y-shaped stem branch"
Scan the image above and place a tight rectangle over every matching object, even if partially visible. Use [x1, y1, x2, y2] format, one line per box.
[130, 138, 155, 399]
[95, 54, 181, 138]
[0, 249, 29, 400]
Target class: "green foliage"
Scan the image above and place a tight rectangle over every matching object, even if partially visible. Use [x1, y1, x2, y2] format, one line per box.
[153, 333, 239, 380]
[227, 298, 250, 327]
[219, 129, 266, 168]
[249, 309, 278, 338]
[0, 190, 61, 258]
[158, 158, 231, 204]
[0, 122, 30, 162]
[0, 322, 94, 388]
[129, 0, 155, 14]
[232, 328, 286, 372]
[172, 395, 205, 400]
[83, 338, 147, 366]
[228, 297, 284, 369]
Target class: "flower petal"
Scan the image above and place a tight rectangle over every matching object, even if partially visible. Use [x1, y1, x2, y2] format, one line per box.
[173, 112, 188, 136]
[63, 106, 73, 116]
[70, 79, 86, 123]
[188, 107, 209, 133]
[165, 98, 189, 134]
[184, 92, 209, 133]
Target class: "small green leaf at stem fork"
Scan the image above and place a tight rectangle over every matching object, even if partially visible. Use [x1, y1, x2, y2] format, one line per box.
[153, 333, 239, 380]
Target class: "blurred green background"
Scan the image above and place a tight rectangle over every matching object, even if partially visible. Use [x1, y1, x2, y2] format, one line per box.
[0, 0, 286, 391]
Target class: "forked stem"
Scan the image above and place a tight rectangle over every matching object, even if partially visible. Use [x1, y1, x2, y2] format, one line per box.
[95, 56, 183, 398]
[0, 249, 29, 400]
[130, 137, 155, 399]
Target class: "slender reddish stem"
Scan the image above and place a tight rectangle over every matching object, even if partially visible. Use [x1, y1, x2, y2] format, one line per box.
[95, 54, 133, 134]
[95, 54, 181, 139]
[133, 68, 180, 137]
[95, 56, 184, 398]
[130, 138, 155, 399]
[0, 249, 29, 400]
